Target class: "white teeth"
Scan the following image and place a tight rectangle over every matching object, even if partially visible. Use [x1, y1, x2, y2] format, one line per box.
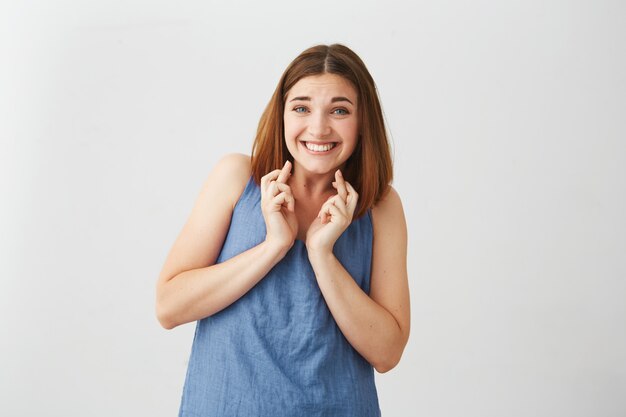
[305, 142, 336, 152]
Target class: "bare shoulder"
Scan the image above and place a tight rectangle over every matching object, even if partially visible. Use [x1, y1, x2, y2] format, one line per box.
[208, 152, 252, 209]
[215, 152, 251, 172]
[370, 185, 406, 236]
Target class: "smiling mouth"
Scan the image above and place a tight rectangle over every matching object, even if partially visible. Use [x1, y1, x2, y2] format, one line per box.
[301, 141, 338, 153]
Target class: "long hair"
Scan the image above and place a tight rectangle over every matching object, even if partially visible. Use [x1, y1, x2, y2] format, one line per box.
[251, 44, 393, 220]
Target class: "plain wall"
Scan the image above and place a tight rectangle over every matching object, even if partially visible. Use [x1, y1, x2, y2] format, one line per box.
[1, 1, 625, 416]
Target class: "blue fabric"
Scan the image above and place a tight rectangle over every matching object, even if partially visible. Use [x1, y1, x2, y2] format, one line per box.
[178, 176, 381, 417]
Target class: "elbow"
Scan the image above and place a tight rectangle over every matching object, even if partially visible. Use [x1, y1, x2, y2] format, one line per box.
[373, 332, 409, 373]
[155, 280, 184, 330]
[374, 364, 392, 374]
[157, 313, 177, 330]
[155, 296, 178, 330]
[374, 355, 401, 374]
[156, 306, 175, 330]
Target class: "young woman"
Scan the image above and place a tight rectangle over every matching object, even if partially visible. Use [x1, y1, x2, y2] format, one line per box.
[156, 44, 410, 416]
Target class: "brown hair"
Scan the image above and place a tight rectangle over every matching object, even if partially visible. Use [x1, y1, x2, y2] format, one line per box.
[251, 44, 393, 219]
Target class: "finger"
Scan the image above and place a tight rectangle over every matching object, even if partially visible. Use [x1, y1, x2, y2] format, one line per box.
[266, 180, 276, 198]
[330, 193, 347, 215]
[261, 169, 282, 193]
[261, 169, 282, 184]
[269, 186, 294, 204]
[335, 170, 348, 203]
[277, 183, 295, 212]
[276, 160, 292, 183]
[323, 202, 344, 224]
[319, 197, 345, 224]
[318, 201, 329, 223]
[268, 181, 293, 199]
[271, 191, 294, 211]
[321, 194, 346, 217]
[320, 203, 330, 224]
[327, 202, 343, 219]
[344, 181, 359, 213]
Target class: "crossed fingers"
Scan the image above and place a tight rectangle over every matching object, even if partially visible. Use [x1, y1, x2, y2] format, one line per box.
[319, 170, 358, 223]
[261, 161, 294, 212]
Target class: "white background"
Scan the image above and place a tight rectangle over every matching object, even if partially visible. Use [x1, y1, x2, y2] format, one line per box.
[1, 1, 625, 416]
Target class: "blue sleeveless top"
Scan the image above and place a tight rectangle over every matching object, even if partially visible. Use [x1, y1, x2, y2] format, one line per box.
[178, 176, 381, 417]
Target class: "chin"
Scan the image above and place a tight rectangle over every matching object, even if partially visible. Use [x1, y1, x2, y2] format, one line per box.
[303, 162, 345, 176]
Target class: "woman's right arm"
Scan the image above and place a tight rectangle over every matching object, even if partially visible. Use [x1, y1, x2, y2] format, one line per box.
[155, 153, 291, 329]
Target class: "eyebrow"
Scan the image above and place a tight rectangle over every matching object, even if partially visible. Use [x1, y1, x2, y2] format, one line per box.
[289, 96, 354, 105]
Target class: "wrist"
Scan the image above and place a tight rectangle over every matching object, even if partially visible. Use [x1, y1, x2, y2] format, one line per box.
[306, 246, 335, 264]
[263, 237, 293, 257]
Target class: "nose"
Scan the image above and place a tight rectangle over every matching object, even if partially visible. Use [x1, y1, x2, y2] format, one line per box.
[308, 112, 331, 138]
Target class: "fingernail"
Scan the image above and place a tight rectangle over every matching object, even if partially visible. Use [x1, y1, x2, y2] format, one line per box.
[337, 170, 343, 177]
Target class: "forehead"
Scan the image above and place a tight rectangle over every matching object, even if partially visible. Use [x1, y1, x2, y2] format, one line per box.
[286, 73, 357, 102]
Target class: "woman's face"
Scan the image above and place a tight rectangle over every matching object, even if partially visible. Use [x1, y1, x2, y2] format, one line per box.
[283, 73, 359, 176]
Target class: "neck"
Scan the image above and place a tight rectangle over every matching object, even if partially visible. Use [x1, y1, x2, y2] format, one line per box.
[288, 162, 343, 201]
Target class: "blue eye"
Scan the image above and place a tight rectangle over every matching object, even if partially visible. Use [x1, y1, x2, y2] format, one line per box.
[333, 108, 349, 115]
[294, 106, 307, 113]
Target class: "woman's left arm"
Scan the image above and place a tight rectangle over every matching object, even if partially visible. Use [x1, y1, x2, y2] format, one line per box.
[307, 186, 410, 373]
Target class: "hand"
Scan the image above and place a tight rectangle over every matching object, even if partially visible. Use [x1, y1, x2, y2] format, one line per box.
[261, 160, 298, 251]
[305, 169, 358, 254]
